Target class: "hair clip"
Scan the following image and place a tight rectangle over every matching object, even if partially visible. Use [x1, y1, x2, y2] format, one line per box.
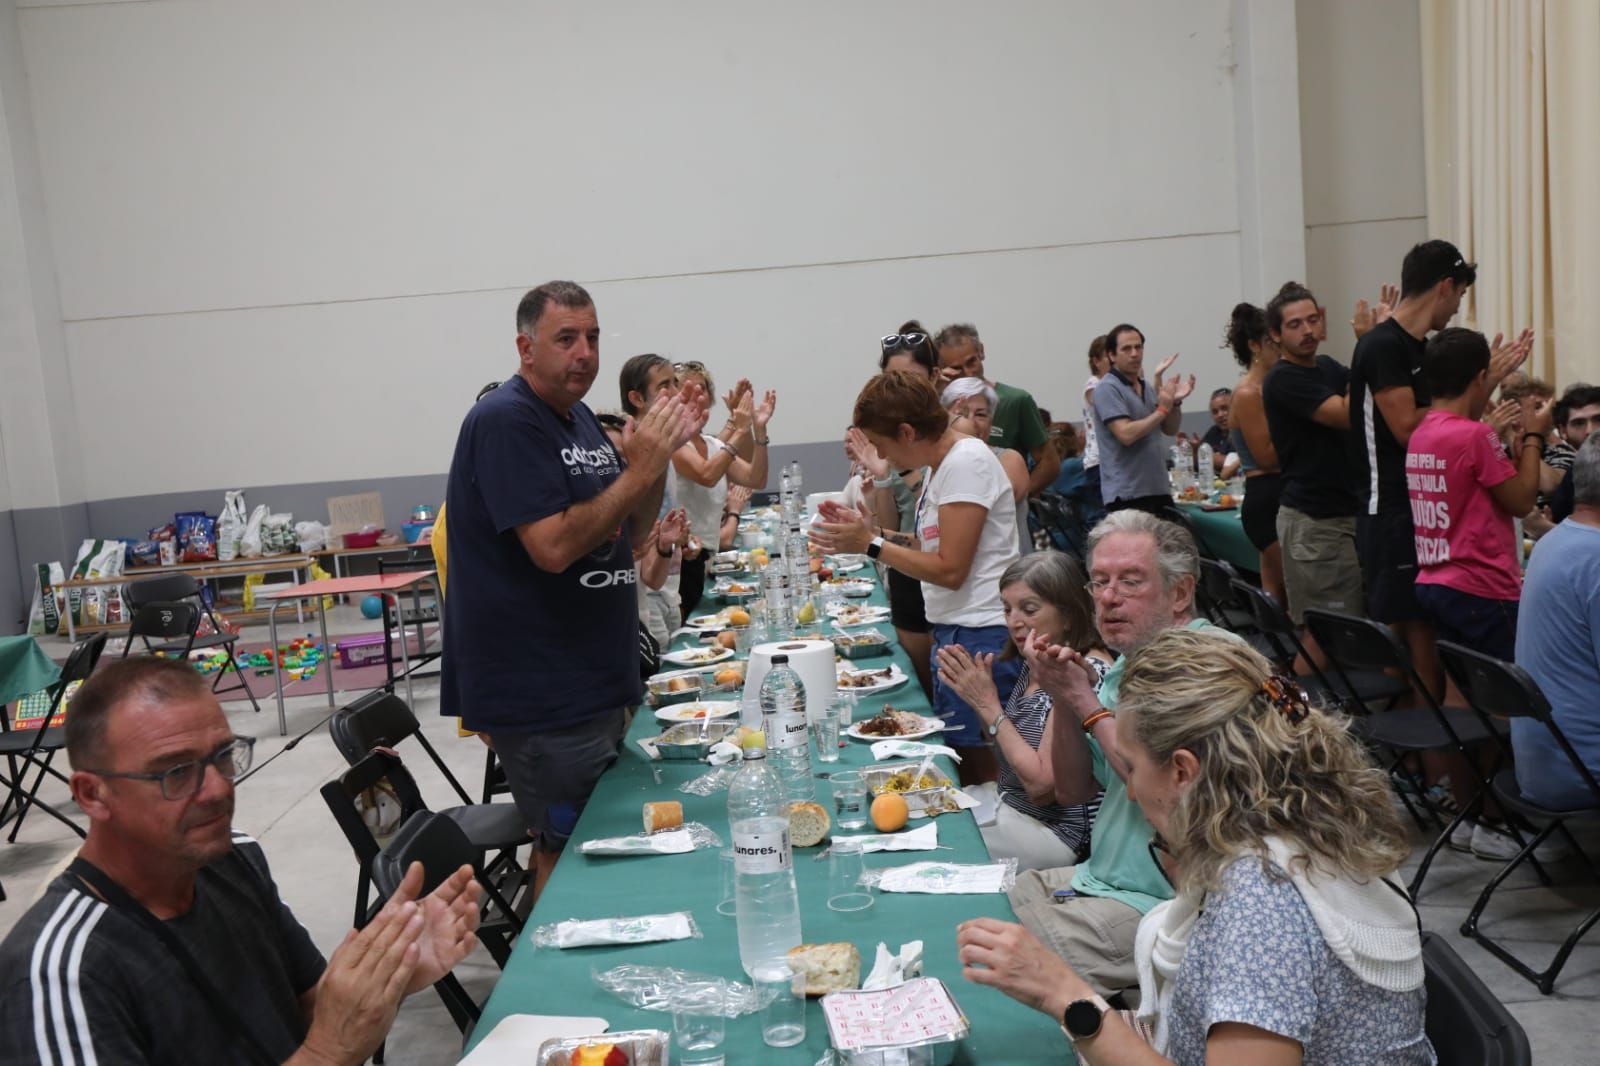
[1261, 671, 1311, 725]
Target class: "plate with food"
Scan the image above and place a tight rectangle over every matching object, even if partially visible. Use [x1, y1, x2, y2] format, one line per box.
[826, 603, 892, 627]
[653, 700, 741, 725]
[822, 577, 875, 598]
[683, 606, 753, 631]
[827, 553, 869, 573]
[846, 706, 946, 741]
[659, 645, 735, 667]
[836, 663, 909, 694]
[709, 579, 761, 600]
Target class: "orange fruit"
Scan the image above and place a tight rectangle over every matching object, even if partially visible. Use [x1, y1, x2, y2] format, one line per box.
[1218, 494, 1235, 507]
[714, 667, 743, 685]
[715, 630, 738, 650]
[870, 792, 910, 832]
[727, 607, 752, 626]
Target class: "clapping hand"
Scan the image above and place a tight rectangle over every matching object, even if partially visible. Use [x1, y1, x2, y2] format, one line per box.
[721, 378, 753, 416]
[1153, 353, 1181, 385]
[1351, 283, 1399, 339]
[1488, 328, 1535, 386]
[845, 427, 890, 481]
[754, 389, 777, 431]
[658, 506, 689, 549]
[1018, 631, 1102, 722]
[810, 499, 873, 554]
[935, 645, 1000, 723]
[1484, 399, 1521, 440]
[626, 386, 707, 475]
[724, 486, 752, 516]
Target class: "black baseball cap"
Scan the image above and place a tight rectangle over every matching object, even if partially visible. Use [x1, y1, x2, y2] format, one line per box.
[1401, 239, 1477, 297]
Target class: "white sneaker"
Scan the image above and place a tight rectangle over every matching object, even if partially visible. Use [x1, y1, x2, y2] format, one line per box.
[1466, 822, 1572, 863]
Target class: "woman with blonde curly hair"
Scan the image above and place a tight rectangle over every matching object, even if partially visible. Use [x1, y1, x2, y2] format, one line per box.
[957, 627, 1433, 1065]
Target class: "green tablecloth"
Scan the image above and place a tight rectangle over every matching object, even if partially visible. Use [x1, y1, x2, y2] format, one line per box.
[468, 566, 1065, 1062]
[0, 635, 61, 711]
[1177, 502, 1258, 575]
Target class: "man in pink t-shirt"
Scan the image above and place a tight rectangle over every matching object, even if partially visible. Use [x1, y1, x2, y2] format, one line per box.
[1406, 327, 1553, 659]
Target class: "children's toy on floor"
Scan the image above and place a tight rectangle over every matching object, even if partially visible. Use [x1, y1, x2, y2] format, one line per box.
[188, 649, 243, 677]
[245, 637, 325, 682]
[360, 594, 384, 620]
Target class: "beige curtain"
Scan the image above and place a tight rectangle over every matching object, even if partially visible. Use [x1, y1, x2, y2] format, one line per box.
[1421, 0, 1600, 388]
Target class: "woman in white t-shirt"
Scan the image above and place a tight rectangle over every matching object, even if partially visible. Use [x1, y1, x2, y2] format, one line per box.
[812, 370, 1022, 784]
[943, 375, 1031, 558]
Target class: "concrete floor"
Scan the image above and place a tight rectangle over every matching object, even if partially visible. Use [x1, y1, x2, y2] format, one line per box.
[3, 609, 1598, 1064]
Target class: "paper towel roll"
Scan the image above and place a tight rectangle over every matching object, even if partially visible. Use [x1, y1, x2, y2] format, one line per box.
[744, 639, 837, 725]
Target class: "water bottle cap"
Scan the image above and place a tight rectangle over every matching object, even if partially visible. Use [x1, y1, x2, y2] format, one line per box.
[771, 654, 788, 665]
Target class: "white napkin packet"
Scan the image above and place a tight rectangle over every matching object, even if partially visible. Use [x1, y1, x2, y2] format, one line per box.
[532, 911, 701, 949]
[869, 740, 962, 763]
[833, 822, 938, 854]
[579, 828, 697, 857]
[871, 861, 1016, 895]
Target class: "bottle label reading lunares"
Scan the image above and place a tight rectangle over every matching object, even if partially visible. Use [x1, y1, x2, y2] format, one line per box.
[768, 710, 808, 751]
[733, 828, 792, 874]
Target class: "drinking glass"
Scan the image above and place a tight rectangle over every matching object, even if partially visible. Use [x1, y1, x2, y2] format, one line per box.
[827, 837, 873, 912]
[831, 693, 856, 746]
[751, 960, 806, 1047]
[831, 770, 869, 830]
[671, 979, 727, 1065]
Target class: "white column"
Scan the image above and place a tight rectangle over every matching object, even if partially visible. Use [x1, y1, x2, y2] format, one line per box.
[1231, 0, 1309, 299]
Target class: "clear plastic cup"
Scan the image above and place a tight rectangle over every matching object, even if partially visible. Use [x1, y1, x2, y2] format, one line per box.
[671, 979, 727, 1064]
[827, 837, 873, 912]
[812, 716, 841, 762]
[831, 693, 856, 747]
[831, 770, 869, 830]
[717, 848, 737, 917]
[751, 959, 806, 1047]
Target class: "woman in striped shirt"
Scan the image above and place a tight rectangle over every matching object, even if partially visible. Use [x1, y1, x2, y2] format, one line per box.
[936, 551, 1111, 871]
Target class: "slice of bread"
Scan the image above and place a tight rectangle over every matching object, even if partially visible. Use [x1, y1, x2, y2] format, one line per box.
[786, 942, 861, 996]
[642, 800, 683, 834]
[787, 800, 831, 848]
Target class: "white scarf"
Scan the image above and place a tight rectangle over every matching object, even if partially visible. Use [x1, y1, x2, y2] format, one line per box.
[1133, 836, 1424, 1053]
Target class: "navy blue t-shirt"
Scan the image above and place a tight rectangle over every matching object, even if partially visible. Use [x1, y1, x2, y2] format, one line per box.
[442, 374, 640, 732]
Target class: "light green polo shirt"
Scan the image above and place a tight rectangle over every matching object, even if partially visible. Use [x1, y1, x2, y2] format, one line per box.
[1069, 617, 1216, 914]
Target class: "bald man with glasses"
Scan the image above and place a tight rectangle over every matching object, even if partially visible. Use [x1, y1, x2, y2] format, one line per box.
[0, 657, 482, 1066]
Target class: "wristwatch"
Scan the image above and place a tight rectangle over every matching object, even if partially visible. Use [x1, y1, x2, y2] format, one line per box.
[986, 716, 1003, 738]
[1060, 994, 1112, 1043]
[866, 535, 885, 560]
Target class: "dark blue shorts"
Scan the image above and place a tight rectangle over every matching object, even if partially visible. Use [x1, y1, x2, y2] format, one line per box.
[931, 623, 1024, 747]
[1415, 583, 1519, 662]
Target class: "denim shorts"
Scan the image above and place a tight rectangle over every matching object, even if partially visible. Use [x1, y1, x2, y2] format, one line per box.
[931, 623, 1023, 747]
[489, 707, 627, 850]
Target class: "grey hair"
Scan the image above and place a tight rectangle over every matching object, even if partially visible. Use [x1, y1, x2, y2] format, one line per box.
[934, 322, 981, 350]
[999, 551, 1101, 653]
[1086, 510, 1199, 593]
[1575, 432, 1600, 506]
[940, 375, 998, 411]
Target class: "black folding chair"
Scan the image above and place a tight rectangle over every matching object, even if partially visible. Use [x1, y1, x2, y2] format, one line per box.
[1437, 641, 1600, 994]
[122, 575, 262, 714]
[328, 692, 529, 899]
[0, 633, 107, 841]
[1302, 609, 1509, 897]
[1028, 492, 1089, 560]
[1421, 932, 1533, 1065]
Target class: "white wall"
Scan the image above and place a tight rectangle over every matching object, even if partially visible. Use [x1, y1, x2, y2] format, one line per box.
[15, 0, 1261, 501]
[1297, 0, 1429, 354]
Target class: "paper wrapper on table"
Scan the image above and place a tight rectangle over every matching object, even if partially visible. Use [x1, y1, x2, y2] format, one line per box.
[862, 940, 925, 991]
[866, 860, 1017, 894]
[743, 639, 837, 725]
[869, 741, 962, 764]
[531, 912, 700, 949]
[832, 822, 938, 854]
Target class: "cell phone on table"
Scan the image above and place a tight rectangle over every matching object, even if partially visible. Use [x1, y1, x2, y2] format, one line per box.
[1051, 888, 1078, 903]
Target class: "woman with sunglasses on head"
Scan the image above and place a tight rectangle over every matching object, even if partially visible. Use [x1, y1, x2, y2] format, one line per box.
[669, 360, 776, 617]
[936, 552, 1111, 871]
[843, 322, 943, 697]
[813, 368, 1023, 784]
[957, 627, 1431, 1065]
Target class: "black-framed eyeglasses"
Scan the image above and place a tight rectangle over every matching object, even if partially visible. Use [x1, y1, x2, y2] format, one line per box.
[84, 736, 256, 801]
[880, 333, 929, 355]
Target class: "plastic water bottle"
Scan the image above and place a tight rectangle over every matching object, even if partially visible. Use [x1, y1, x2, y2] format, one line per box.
[791, 460, 804, 505]
[728, 745, 803, 977]
[780, 469, 794, 521]
[759, 655, 814, 801]
[785, 523, 810, 611]
[765, 555, 793, 635]
[1197, 442, 1214, 480]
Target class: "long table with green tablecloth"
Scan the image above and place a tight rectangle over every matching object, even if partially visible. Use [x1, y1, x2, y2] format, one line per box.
[467, 562, 1065, 1062]
[1176, 501, 1258, 575]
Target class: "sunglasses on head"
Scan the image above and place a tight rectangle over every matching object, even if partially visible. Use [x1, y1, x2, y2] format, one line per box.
[673, 360, 706, 374]
[881, 333, 929, 355]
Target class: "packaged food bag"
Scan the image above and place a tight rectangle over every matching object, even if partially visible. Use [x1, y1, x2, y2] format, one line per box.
[294, 520, 330, 553]
[67, 539, 127, 627]
[26, 562, 65, 635]
[149, 522, 179, 566]
[175, 512, 218, 563]
[262, 513, 296, 556]
[217, 491, 247, 561]
[240, 505, 268, 558]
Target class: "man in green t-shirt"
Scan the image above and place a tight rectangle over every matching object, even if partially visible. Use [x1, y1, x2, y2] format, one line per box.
[935, 322, 1061, 495]
[1005, 510, 1209, 997]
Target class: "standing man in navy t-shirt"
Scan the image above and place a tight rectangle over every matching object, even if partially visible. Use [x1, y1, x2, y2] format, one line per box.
[442, 280, 704, 893]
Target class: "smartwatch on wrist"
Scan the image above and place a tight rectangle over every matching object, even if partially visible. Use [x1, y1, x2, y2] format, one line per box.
[866, 536, 885, 560]
[1060, 995, 1111, 1044]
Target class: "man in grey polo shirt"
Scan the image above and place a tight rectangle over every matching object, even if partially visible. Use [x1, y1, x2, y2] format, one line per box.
[1090, 323, 1194, 520]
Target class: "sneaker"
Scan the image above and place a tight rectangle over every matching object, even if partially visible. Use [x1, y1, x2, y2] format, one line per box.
[1464, 822, 1573, 863]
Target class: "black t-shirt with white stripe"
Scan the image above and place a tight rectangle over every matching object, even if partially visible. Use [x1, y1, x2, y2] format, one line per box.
[0, 834, 325, 1065]
[1349, 319, 1430, 515]
[995, 662, 1105, 856]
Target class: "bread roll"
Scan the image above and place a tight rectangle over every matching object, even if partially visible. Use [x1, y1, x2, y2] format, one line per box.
[642, 801, 683, 834]
[787, 800, 831, 848]
[786, 942, 861, 996]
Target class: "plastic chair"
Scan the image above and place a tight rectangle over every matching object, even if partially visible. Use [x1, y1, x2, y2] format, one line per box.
[1302, 609, 1509, 897]
[1437, 641, 1600, 994]
[0, 633, 107, 841]
[122, 575, 262, 714]
[1421, 932, 1532, 1065]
